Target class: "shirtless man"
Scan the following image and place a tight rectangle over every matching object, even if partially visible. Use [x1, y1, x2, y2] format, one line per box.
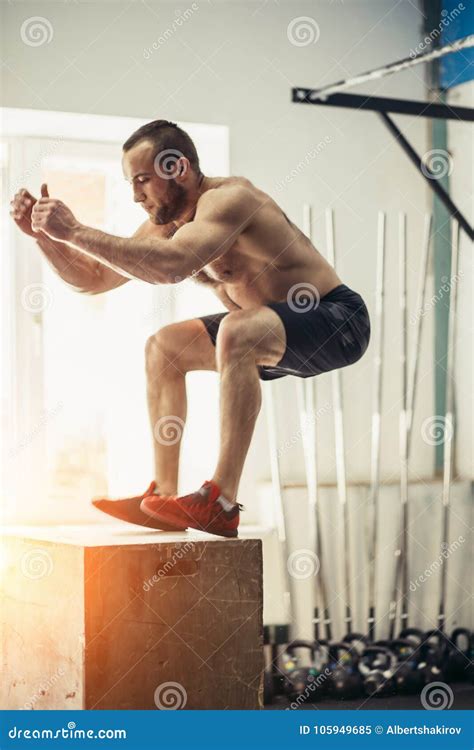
[10, 119, 370, 538]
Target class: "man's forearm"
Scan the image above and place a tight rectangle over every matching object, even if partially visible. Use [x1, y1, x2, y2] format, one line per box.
[36, 233, 103, 291]
[68, 224, 187, 284]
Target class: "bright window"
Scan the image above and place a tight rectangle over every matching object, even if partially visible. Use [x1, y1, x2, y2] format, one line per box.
[1, 110, 229, 524]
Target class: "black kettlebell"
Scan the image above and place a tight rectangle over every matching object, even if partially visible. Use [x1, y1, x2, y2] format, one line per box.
[263, 624, 289, 703]
[391, 638, 425, 694]
[419, 630, 449, 684]
[343, 632, 370, 655]
[327, 642, 363, 700]
[374, 639, 392, 648]
[444, 628, 472, 683]
[399, 627, 424, 646]
[281, 640, 328, 703]
[359, 645, 397, 697]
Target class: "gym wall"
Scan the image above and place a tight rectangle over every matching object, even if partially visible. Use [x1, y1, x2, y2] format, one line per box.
[2, 0, 446, 491]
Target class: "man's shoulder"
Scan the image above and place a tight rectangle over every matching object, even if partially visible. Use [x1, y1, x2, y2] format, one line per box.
[197, 177, 259, 217]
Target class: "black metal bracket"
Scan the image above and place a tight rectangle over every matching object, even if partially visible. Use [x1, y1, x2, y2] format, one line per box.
[292, 89, 474, 122]
[292, 89, 474, 241]
[379, 113, 473, 241]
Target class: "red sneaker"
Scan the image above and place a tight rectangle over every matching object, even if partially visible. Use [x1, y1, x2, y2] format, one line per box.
[140, 480, 242, 538]
[92, 481, 188, 531]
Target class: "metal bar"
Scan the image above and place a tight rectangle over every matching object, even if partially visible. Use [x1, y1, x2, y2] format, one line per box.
[303, 34, 474, 101]
[264, 385, 293, 631]
[438, 220, 460, 632]
[406, 215, 432, 454]
[367, 211, 386, 642]
[379, 113, 474, 241]
[389, 214, 410, 640]
[291, 90, 474, 122]
[298, 205, 319, 636]
[300, 204, 332, 642]
[326, 208, 352, 635]
[431, 92, 453, 474]
[398, 213, 410, 633]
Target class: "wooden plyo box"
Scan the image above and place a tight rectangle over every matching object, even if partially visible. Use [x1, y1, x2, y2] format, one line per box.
[0, 527, 263, 710]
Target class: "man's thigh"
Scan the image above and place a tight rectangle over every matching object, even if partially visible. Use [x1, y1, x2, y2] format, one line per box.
[153, 318, 218, 373]
[202, 307, 287, 367]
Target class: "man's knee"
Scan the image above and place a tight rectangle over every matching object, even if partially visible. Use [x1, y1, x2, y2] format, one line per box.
[216, 312, 255, 361]
[145, 326, 177, 373]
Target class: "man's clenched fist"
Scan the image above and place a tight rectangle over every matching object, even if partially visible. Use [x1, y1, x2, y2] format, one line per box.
[9, 187, 37, 237]
[31, 184, 80, 242]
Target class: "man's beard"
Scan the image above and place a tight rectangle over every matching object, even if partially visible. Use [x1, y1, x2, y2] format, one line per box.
[151, 181, 188, 225]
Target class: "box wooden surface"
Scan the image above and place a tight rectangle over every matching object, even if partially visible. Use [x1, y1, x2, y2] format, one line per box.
[0, 526, 263, 710]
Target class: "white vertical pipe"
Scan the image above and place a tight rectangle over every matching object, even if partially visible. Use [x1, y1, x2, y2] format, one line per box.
[326, 207, 352, 634]
[367, 211, 386, 641]
[406, 214, 432, 455]
[438, 220, 460, 631]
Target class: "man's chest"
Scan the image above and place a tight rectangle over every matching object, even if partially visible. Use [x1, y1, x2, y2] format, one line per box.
[203, 242, 249, 283]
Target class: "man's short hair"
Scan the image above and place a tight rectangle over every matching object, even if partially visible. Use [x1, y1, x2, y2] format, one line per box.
[122, 119, 200, 174]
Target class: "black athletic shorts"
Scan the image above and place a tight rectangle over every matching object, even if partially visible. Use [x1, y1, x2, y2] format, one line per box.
[199, 283, 371, 381]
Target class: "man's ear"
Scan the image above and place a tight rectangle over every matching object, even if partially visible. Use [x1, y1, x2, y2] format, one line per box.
[178, 157, 191, 177]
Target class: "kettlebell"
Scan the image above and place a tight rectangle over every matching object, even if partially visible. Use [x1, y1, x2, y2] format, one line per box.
[399, 627, 424, 646]
[419, 630, 449, 684]
[444, 628, 471, 683]
[263, 624, 289, 703]
[327, 642, 363, 700]
[281, 640, 328, 703]
[391, 638, 425, 694]
[359, 645, 397, 697]
[343, 632, 370, 655]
